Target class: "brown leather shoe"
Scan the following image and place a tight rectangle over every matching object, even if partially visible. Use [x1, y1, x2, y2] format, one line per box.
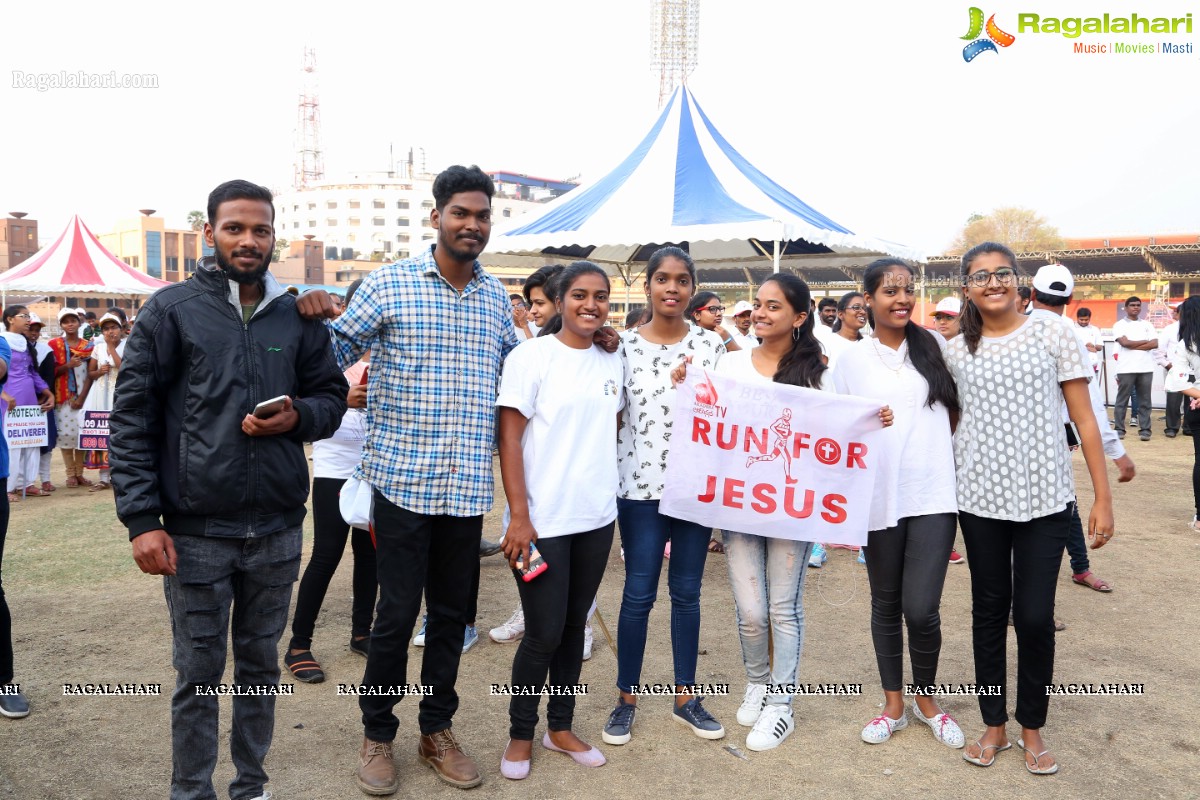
[356, 737, 398, 796]
[418, 728, 482, 788]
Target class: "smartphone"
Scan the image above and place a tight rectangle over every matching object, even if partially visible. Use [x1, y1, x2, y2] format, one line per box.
[1065, 420, 1081, 451]
[253, 395, 289, 419]
[514, 542, 549, 582]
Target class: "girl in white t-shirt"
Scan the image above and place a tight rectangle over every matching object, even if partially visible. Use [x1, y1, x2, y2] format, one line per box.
[823, 291, 867, 371]
[604, 246, 727, 746]
[832, 259, 963, 749]
[947, 242, 1114, 775]
[497, 261, 623, 779]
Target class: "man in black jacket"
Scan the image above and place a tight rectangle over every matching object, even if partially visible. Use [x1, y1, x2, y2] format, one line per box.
[110, 179, 348, 800]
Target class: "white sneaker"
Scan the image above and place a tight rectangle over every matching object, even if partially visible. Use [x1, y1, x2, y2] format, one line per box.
[860, 711, 908, 744]
[746, 704, 794, 751]
[808, 542, 827, 568]
[489, 606, 525, 643]
[911, 701, 965, 749]
[736, 682, 769, 727]
[583, 624, 593, 661]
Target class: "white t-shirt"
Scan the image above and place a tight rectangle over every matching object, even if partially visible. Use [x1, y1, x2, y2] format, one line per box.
[1075, 321, 1104, 367]
[820, 330, 859, 371]
[715, 347, 832, 392]
[832, 335, 957, 531]
[729, 329, 759, 350]
[1112, 316, 1158, 374]
[496, 335, 624, 538]
[944, 315, 1092, 521]
[312, 361, 368, 479]
[617, 324, 725, 500]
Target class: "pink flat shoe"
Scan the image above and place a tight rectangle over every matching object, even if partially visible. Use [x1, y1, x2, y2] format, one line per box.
[541, 732, 606, 767]
[500, 756, 530, 780]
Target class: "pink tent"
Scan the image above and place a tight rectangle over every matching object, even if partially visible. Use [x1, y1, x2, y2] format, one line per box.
[0, 215, 172, 300]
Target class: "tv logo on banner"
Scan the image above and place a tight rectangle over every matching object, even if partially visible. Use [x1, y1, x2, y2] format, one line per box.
[659, 371, 883, 547]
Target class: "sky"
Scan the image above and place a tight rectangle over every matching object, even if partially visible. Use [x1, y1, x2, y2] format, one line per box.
[2, 0, 1198, 258]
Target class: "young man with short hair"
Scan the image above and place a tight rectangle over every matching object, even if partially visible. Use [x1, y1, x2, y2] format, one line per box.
[728, 300, 757, 349]
[1074, 307, 1103, 374]
[1112, 296, 1158, 440]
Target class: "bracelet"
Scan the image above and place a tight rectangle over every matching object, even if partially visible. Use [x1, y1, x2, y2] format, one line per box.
[722, 336, 733, 345]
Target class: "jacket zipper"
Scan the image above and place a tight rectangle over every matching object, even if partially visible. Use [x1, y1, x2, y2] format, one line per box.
[226, 298, 260, 537]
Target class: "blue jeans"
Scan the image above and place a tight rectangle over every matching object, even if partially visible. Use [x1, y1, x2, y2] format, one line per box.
[616, 498, 711, 692]
[724, 532, 813, 706]
[164, 529, 302, 800]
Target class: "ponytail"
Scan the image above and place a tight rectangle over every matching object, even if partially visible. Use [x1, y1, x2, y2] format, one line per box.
[959, 297, 983, 355]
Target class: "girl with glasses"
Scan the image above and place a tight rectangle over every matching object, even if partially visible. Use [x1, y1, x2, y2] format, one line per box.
[686, 291, 741, 352]
[1, 306, 54, 502]
[947, 242, 1113, 775]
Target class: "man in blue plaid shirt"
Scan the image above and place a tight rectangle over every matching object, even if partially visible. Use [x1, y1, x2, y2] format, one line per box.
[302, 165, 514, 793]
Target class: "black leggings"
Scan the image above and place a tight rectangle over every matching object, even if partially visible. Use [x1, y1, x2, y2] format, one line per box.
[863, 514, 956, 693]
[1189, 406, 1200, 517]
[1, 490, 12, 685]
[960, 506, 1070, 730]
[288, 477, 378, 651]
[508, 523, 613, 740]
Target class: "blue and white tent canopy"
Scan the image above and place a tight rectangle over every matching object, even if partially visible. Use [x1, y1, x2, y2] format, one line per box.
[493, 86, 924, 264]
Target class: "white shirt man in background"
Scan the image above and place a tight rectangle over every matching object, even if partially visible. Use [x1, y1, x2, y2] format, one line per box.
[728, 300, 758, 349]
[1112, 296, 1159, 441]
[1074, 307, 1104, 373]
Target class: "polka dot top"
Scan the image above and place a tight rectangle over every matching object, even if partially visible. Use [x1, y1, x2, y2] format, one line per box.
[944, 315, 1092, 521]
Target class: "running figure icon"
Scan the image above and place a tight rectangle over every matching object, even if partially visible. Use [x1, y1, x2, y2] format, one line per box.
[746, 408, 798, 484]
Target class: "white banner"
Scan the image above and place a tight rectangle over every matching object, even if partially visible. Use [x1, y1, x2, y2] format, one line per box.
[4, 406, 49, 449]
[659, 370, 884, 547]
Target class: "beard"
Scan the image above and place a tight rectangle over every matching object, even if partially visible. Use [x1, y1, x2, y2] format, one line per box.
[216, 247, 270, 285]
[439, 231, 486, 263]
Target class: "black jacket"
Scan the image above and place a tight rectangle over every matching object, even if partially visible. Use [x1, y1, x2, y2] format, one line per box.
[110, 260, 348, 539]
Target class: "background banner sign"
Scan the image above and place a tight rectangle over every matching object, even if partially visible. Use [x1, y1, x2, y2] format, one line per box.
[3, 406, 49, 449]
[660, 370, 882, 547]
[78, 410, 110, 451]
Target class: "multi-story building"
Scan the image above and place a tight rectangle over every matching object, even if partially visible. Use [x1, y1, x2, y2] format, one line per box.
[97, 213, 209, 283]
[0, 213, 39, 272]
[273, 168, 576, 262]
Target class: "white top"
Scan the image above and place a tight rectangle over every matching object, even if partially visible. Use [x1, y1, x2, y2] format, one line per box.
[820, 330, 858, 371]
[497, 335, 624, 537]
[716, 347, 832, 392]
[832, 335, 957, 531]
[1030, 310, 1124, 461]
[617, 324, 725, 500]
[1112, 317, 1158, 373]
[729, 329, 759, 350]
[1155, 320, 1179, 368]
[1075, 321, 1104, 367]
[82, 339, 126, 414]
[312, 361, 368, 479]
[945, 315, 1092, 521]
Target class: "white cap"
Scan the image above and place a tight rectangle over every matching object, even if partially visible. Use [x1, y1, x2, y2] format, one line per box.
[58, 307, 80, 323]
[27, 312, 43, 326]
[732, 300, 753, 316]
[931, 297, 961, 317]
[1032, 264, 1074, 298]
[74, 308, 87, 317]
[98, 312, 123, 328]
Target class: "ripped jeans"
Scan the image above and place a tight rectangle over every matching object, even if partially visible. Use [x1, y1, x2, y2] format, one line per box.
[163, 528, 302, 800]
[724, 531, 813, 707]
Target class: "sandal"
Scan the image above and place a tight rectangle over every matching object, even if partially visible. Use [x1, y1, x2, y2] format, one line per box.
[6, 492, 19, 503]
[284, 650, 325, 683]
[66, 476, 80, 488]
[707, 538, 725, 554]
[1017, 737, 1059, 775]
[23, 485, 48, 497]
[1071, 571, 1112, 592]
[962, 738, 1012, 767]
[88, 482, 111, 493]
[77, 475, 95, 486]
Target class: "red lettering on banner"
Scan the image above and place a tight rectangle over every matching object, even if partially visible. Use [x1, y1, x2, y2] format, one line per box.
[791, 433, 811, 457]
[723, 479, 745, 508]
[783, 487, 815, 519]
[846, 442, 868, 469]
[750, 483, 776, 513]
[744, 426, 768, 455]
[821, 494, 848, 523]
[692, 417, 712, 445]
[814, 438, 841, 465]
[716, 423, 738, 450]
[698, 474, 716, 503]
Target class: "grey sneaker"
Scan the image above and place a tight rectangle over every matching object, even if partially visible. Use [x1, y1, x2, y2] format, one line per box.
[0, 686, 30, 719]
[673, 697, 725, 740]
[602, 698, 637, 745]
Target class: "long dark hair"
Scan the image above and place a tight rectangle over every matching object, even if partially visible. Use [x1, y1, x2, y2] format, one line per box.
[1179, 296, 1200, 356]
[959, 241, 1019, 355]
[2, 304, 37, 363]
[539, 261, 607, 336]
[762, 274, 826, 390]
[686, 291, 722, 328]
[831, 291, 865, 338]
[640, 246, 697, 327]
[863, 259, 959, 413]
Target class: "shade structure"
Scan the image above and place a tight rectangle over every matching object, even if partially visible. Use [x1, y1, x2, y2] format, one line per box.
[0, 215, 172, 295]
[492, 86, 924, 270]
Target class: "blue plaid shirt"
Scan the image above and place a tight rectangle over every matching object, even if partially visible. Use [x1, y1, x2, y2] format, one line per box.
[329, 245, 517, 516]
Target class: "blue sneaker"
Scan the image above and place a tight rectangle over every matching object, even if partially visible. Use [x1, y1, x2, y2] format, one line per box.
[462, 624, 479, 654]
[602, 698, 637, 745]
[857, 548, 866, 565]
[808, 542, 827, 568]
[672, 697, 725, 740]
[412, 614, 427, 647]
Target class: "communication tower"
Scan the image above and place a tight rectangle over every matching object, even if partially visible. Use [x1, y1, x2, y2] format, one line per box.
[294, 47, 325, 188]
[650, 0, 700, 107]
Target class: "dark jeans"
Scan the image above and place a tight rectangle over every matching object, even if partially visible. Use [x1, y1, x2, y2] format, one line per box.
[508, 523, 613, 740]
[1064, 499, 1089, 576]
[1166, 391, 1192, 435]
[359, 490, 481, 741]
[960, 506, 1070, 730]
[615, 498, 711, 693]
[1114, 372, 1153, 435]
[863, 513, 957, 693]
[164, 528, 302, 800]
[1189, 406, 1200, 516]
[288, 477, 378, 651]
[0, 490, 11, 685]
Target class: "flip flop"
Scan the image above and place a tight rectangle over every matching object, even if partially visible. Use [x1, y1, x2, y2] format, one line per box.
[1017, 737, 1059, 775]
[962, 738, 1012, 767]
[1071, 571, 1112, 593]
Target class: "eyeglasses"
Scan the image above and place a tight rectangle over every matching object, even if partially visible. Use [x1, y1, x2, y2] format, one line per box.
[844, 305, 866, 312]
[700, 305, 724, 314]
[13, 313, 31, 319]
[964, 268, 1018, 288]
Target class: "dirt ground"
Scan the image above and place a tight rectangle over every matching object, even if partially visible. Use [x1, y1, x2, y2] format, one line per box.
[1, 433, 1199, 800]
